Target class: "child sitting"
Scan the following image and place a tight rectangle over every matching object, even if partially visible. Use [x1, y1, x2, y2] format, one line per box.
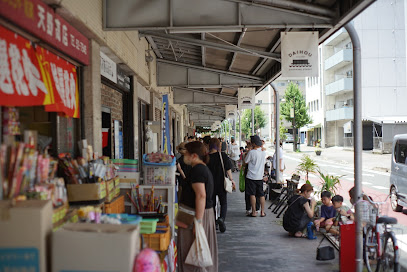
[314, 191, 336, 233]
[332, 195, 354, 224]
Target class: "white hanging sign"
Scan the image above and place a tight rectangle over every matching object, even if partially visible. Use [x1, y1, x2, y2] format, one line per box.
[225, 105, 237, 119]
[100, 51, 117, 83]
[238, 88, 255, 110]
[281, 32, 318, 77]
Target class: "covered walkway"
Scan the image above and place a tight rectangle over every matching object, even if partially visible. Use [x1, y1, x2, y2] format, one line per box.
[218, 173, 338, 272]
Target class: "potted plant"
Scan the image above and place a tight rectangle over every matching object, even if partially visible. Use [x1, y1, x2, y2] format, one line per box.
[315, 139, 322, 156]
[296, 155, 319, 183]
[317, 170, 344, 196]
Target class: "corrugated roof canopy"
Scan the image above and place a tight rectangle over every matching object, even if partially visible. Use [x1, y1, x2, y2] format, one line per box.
[103, 0, 376, 127]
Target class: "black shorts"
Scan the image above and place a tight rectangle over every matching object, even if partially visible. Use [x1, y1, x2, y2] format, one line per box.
[246, 178, 264, 197]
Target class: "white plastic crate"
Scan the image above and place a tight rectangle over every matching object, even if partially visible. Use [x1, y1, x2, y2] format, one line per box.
[143, 164, 176, 185]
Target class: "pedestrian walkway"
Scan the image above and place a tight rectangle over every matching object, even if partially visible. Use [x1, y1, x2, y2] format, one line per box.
[217, 172, 339, 272]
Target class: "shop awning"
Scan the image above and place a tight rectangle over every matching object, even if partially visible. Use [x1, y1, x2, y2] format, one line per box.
[103, 0, 376, 127]
[363, 116, 407, 124]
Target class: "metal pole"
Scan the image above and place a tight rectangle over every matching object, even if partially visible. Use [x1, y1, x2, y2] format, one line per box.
[239, 111, 241, 150]
[345, 22, 363, 272]
[251, 108, 255, 135]
[271, 83, 280, 185]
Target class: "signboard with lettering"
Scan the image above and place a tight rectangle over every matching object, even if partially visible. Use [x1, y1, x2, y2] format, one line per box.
[225, 105, 237, 119]
[238, 88, 255, 110]
[100, 51, 117, 83]
[0, 25, 80, 118]
[0, 0, 89, 65]
[117, 66, 131, 91]
[281, 32, 318, 77]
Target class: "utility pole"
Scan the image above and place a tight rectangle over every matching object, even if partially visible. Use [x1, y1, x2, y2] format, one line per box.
[251, 108, 255, 135]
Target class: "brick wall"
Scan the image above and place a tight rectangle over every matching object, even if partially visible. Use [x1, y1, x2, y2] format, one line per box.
[101, 83, 123, 157]
[101, 84, 123, 122]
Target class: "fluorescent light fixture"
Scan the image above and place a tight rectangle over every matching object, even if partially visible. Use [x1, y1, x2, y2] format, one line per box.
[169, 27, 243, 34]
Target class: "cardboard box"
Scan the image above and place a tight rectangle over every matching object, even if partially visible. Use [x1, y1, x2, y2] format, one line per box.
[67, 182, 106, 202]
[0, 200, 53, 272]
[52, 223, 140, 272]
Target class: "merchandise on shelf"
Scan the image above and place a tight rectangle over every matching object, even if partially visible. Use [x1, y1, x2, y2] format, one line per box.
[0, 141, 66, 207]
[142, 154, 176, 185]
[130, 184, 165, 214]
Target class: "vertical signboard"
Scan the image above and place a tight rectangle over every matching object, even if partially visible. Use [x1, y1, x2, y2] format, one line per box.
[281, 32, 318, 77]
[100, 51, 117, 83]
[225, 105, 237, 119]
[161, 94, 171, 154]
[238, 88, 255, 110]
[114, 120, 123, 159]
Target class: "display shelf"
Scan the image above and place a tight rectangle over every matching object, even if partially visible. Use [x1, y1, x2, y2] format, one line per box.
[120, 184, 176, 238]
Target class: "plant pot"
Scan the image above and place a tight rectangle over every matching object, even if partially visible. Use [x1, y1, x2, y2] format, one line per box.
[315, 150, 322, 156]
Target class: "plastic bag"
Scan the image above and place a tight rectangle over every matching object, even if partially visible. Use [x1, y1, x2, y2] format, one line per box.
[239, 166, 245, 192]
[185, 218, 213, 268]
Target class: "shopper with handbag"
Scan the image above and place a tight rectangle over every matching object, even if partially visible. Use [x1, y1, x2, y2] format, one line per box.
[177, 141, 218, 272]
[207, 137, 235, 233]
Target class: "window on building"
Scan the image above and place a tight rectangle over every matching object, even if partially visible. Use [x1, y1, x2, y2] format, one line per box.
[395, 140, 407, 164]
[346, 70, 353, 78]
[345, 42, 352, 49]
[317, 100, 319, 111]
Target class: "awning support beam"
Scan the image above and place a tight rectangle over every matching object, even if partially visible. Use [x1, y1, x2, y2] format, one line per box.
[140, 31, 281, 60]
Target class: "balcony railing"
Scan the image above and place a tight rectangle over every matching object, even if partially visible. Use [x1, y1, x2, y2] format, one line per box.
[324, 49, 353, 71]
[326, 107, 353, 121]
[325, 77, 353, 96]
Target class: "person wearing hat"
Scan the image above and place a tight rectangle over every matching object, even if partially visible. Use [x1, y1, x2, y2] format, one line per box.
[245, 135, 267, 217]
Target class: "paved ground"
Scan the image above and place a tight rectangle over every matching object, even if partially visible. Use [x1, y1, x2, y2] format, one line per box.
[217, 172, 340, 272]
[281, 143, 392, 173]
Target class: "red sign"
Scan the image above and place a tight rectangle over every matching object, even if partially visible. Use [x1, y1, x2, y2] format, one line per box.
[0, 25, 80, 118]
[0, 0, 89, 65]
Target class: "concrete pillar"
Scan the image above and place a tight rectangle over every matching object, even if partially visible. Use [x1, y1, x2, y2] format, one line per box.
[82, 39, 102, 156]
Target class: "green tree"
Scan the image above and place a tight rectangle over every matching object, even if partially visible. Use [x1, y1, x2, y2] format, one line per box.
[280, 83, 312, 151]
[239, 106, 267, 140]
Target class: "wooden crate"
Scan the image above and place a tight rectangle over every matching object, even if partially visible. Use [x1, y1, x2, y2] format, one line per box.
[142, 227, 170, 251]
[104, 195, 125, 214]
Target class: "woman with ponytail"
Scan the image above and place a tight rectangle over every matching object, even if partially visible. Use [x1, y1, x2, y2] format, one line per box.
[177, 141, 218, 272]
[283, 184, 317, 238]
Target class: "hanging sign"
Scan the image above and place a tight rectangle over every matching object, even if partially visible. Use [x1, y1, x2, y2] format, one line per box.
[100, 51, 117, 83]
[238, 88, 255, 110]
[0, 25, 80, 118]
[0, 0, 89, 65]
[161, 94, 171, 154]
[281, 32, 318, 77]
[225, 105, 237, 119]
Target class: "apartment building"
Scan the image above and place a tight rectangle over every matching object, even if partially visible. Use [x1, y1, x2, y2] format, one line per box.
[306, 0, 407, 152]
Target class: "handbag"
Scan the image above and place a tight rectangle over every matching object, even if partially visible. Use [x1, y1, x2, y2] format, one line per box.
[316, 246, 335, 261]
[239, 165, 245, 192]
[175, 204, 195, 229]
[219, 152, 233, 193]
[315, 212, 339, 261]
[185, 218, 213, 267]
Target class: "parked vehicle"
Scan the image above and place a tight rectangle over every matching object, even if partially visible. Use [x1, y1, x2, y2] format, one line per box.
[390, 134, 407, 212]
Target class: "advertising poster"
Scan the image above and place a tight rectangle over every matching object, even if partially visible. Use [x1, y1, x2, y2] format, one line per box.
[161, 94, 171, 154]
[238, 88, 255, 110]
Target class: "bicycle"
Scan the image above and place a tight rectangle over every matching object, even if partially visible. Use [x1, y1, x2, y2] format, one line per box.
[362, 193, 400, 272]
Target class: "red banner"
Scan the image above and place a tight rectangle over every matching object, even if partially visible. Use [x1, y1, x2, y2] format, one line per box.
[0, 25, 80, 118]
[0, 0, 89, 65]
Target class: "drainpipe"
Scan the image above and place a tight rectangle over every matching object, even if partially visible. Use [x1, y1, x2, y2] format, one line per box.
[345, 22, 363, 272]
[270, 83, 280, 185]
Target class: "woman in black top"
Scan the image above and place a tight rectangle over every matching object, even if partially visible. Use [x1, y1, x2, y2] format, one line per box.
[283, 184, 317, 237]
[207, 138, 235, 233]
[177, 141, 218, 272]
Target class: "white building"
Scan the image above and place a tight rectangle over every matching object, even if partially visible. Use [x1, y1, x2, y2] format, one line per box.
[314, 0, 407, 152]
